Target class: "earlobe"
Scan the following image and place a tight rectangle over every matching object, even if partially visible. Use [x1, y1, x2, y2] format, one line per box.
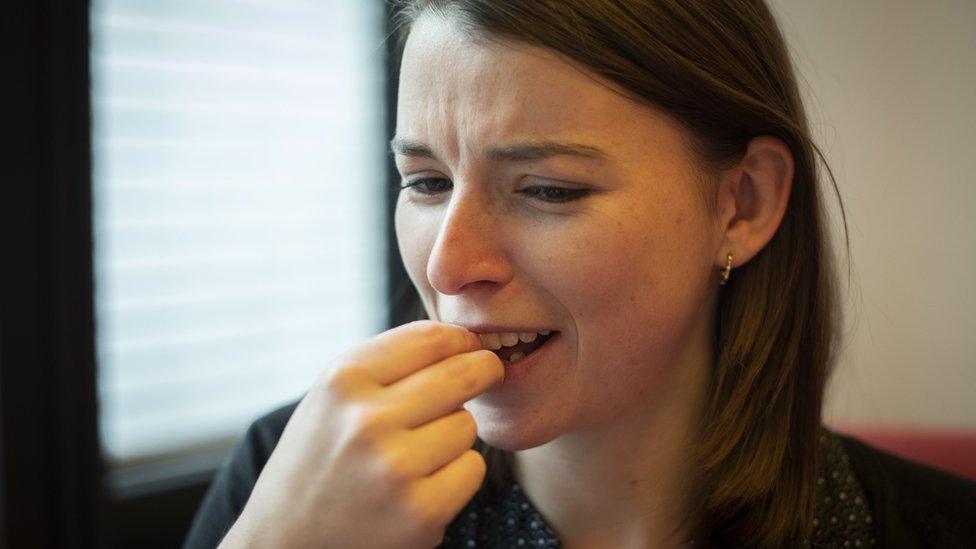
[715, 135, 794, 269]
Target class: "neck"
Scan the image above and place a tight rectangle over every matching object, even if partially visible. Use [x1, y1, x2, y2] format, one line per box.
[511, 330, 712, 548]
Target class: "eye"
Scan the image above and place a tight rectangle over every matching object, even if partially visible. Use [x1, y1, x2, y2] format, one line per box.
[521, 185, 588, 203]
[401, 177, 452, 196]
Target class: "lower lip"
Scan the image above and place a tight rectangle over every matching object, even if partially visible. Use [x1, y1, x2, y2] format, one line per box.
[500, 332, 560, 389]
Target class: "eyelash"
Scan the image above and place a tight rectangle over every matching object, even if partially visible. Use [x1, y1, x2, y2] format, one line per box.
[400, 178, 588, 204]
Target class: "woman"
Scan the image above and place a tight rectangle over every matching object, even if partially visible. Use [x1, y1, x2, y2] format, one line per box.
[185, 1, 976, 547]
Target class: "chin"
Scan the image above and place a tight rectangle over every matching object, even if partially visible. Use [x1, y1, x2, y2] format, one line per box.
[468, 404, 563, 451]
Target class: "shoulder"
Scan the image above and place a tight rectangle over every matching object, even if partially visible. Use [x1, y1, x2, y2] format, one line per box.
[245, 398, 301, 454]
[224, 398, 301, 478]
[182, 398, 301, 548]
[836, 432, 976, 547]
[217, 397, 302, 485]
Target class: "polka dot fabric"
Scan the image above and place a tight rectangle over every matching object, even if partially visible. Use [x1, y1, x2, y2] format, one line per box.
[442, 482, 559, 548]
[811, 430, 878, 547]
[441, 429, 877, 548]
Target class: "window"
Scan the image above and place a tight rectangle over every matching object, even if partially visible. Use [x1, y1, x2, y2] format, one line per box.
[90, 0, 387, 486]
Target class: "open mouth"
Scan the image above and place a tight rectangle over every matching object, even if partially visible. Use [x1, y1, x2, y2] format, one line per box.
[478, 330, 558, 364]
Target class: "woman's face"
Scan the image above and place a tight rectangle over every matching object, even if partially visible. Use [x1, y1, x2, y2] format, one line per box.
[394, 15, 722, 450]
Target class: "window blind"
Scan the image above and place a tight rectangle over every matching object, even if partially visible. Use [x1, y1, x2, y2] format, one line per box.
[90, 0, 387, 467]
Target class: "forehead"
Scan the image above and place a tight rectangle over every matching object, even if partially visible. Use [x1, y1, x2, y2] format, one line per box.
[396, 14, 686, 161]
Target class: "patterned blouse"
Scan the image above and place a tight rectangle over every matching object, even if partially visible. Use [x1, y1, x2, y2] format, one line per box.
[441, 430, 878, 548]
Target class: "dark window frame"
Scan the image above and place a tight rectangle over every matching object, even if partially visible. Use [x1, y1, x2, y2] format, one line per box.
[3, 1, 104, 547]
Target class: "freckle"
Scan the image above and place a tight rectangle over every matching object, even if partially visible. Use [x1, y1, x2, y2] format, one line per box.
[629, 480, 638, 487]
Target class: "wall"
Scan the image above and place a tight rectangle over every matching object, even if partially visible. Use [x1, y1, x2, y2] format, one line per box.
[769, 0, 976, 429]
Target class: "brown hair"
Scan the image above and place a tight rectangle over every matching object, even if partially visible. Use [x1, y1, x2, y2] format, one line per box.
[392, 1, 845, 545]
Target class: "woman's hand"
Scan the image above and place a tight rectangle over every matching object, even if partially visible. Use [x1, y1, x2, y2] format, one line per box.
[218, 320, 504, 549]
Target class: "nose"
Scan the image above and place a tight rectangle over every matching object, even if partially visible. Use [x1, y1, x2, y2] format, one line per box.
[426, 188, 513, 295]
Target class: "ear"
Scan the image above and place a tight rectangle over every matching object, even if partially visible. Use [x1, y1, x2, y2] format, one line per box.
[715, 135, 794, 270]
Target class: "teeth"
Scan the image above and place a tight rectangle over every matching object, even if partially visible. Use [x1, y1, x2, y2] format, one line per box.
[508, 352, 525, 363]
[477, 330, 554, 351]
[478, 333, 502, 351]
[499, 332, 520, 347]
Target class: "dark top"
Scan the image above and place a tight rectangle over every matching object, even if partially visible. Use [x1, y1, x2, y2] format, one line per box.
[183, 400, 976, 548]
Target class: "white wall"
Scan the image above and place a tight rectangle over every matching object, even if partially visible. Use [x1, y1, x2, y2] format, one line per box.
[768, 0, 976, 428]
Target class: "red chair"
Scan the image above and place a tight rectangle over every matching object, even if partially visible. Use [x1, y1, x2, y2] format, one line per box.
[831, 423, 976, 481]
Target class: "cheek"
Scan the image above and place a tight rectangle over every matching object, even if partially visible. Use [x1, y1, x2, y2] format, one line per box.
[542, 206, 705, 307]
[394, 202, 434, 290]
[554, 206, 714, 421]
[547, 199, 713, 356]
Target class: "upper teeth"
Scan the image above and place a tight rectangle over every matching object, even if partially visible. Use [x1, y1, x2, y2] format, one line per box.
[478, 331, 551, 351]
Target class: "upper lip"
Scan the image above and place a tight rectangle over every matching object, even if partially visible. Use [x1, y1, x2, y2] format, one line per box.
[450, 323, 557, 334]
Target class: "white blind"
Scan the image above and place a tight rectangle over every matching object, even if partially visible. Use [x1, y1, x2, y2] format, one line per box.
[91, 0, 387, 464]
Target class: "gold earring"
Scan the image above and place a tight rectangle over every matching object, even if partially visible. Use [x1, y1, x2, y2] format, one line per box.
[719, 253, 733, 286]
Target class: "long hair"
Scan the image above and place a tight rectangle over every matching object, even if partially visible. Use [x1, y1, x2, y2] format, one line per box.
[391, 1, 846, 545]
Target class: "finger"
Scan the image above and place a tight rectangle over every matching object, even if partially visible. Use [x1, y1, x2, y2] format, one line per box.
[384, 349, 504, 428]
[411, 449, 486, 525]
[399, 409, 479, 477]
[339, 321, 482, 386]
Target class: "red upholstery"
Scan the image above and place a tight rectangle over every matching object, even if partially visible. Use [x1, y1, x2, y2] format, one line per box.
[831, 423, 976, 481]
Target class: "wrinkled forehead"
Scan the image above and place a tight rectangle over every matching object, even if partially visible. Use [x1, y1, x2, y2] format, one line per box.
[395, 14, 675, 163]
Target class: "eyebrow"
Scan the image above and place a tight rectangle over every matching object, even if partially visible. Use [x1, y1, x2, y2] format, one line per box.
[389, 137, 609, 162]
